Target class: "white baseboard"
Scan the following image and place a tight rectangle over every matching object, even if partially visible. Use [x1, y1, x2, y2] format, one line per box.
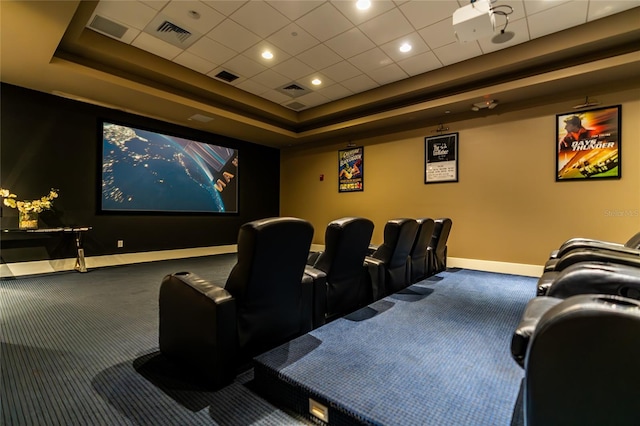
[0, 245, 237, 278]
[447, 257, 544, 277]
[1, 248, 543, 279]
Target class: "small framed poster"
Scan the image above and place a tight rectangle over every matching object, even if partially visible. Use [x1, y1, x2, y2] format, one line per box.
[556, 105, 621, 181]
[425, 133, 458, 184]
[338, 146, 364, 192]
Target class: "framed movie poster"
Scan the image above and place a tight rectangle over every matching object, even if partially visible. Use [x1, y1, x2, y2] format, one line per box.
[339, 146, 364, 192]
[425, 133, 458, 184]
[556, 105, 621, 181]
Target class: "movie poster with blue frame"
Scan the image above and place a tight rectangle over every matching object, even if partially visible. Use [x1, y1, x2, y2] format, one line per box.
[338, 147, 364, 192]
[425, 133, 458, 184]
[556, 105, 621, 181]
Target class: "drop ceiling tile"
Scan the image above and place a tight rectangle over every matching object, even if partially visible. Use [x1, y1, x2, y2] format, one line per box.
[236, 78, 269, 96]
[380, 31, 431, 62]
[187, 36, 236, 64]
[527, 0, 588, 39]
[295, 2, 354, 41]
[317, 83, 353, 101]
[295, 91, 331, 108]
[242, 43, 292, 67]
[272, 57, 315, 80]
[160, 1, 225, 34]
[588, 1, 640, 20]
[230, 1, 290, 38]
[267, 23, 320, 56]
[357, 8, 414, 45]
[132, 32, 183, 60]
[221, 54, 268, 79]
[321, 60, 362, 83]
[141, 1, 169, 11]
[260, 89, 293, 104]
[331, 0, 396, 25]
[205, 19, 261, 53]
[522, 0, 572, 15]
[251, 69, 291, 89]
[267, 0, 324, 20]
[349, 47, 394, 73]
[297, 44, 343, 70]
[324, 27, 376, 59]
[398, 0, 459, 30]
[433, 40, 482, 66]
[173, 50, 216, 74]
[496, 0, 526, 21]
[418, 18, 457, 50]
[367, 63, 408, 85]
[397, 50, 443, 76]
[93, 1, 158, 30]
[478, 18, 529, 53]
[341, 74, 379, 93]
[202, 0, 246, 16]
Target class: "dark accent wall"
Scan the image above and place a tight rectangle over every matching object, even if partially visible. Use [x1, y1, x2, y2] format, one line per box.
[0, 83, 280, 262]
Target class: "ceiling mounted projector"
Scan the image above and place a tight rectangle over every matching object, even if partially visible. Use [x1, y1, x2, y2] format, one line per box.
[453, 0, 496, 42]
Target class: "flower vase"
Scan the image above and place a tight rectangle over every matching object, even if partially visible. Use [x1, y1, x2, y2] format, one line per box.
[19, 211, 39, 230]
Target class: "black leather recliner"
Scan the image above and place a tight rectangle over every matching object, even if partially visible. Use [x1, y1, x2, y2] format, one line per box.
[409, 218, 435, 283]
[513, 294, 640, 426]
[365, 218, 418, 300]
[428, 218, 452, 275]
[305, 217, 374, 325]
[158, 217, 318, 389]
[548, 231, 640, 259]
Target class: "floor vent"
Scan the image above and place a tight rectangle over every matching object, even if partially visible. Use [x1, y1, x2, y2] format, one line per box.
[214, 70, 240, 83]
[88, 15, 128, 39]
[277, 82, 311, 98]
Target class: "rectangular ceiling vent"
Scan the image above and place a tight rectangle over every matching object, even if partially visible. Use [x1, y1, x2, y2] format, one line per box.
[276, 82, 311, 98]
[88, 15, 128, 39]
[214, 70, 240, 83]
[144, 15, 201, 49]
[285, 101, 307, 111]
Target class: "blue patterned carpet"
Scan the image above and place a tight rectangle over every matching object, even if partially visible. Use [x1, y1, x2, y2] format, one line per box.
[254, 269, 536, 425]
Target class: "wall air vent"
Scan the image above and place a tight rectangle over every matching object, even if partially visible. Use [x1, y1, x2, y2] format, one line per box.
[88, 15, 128, 39]
[276, 82, 311, 98]
[143, 15, 201, 49]
[285, 101, 307, 111]
[214, 70, 240, 83]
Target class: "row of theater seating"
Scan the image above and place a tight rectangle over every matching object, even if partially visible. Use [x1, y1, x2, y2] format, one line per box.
[510, 231, 640, 426]
[157, 216, 452, 388]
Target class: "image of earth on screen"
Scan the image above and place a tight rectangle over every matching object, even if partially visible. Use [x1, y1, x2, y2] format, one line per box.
[101, 122, 238, 213]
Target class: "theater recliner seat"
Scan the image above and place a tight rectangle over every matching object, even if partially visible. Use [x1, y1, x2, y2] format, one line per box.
[158, 217, 318, 389]
[515, 294, 640, 426]
[548, 231, 640, 259]
[305, 217, 374, 325]
[428, 218, 452, 275]
[365, 218, 418, 299]
[409, 218, 435, 283]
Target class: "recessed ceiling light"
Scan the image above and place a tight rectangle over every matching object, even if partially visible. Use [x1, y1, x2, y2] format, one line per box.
[262, 50, 273, 60]
[356, 0, 371, 10]
[399, 43, 412, 53]
[311, 78, 322, 86]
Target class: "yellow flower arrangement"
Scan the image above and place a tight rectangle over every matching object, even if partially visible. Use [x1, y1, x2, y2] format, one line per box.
[0, 188, 59, 213]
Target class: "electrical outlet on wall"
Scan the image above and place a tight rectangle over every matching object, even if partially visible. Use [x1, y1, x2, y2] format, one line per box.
[117, 240, 124, 248]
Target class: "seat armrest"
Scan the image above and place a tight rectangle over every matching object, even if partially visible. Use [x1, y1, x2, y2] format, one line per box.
[159, 272, 237, 389]
[364, 256, 386, 300]
[304, 266, 327, 329]
[307, 251, 322, 266]
[556, 240, 630, 259]
[367, 244, 379, 256]
[511, 296, 563, 368]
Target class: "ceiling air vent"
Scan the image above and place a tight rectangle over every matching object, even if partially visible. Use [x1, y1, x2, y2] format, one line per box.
[285, 101, 307, 111]
[143, 15, 200, 48]
[88, 15, 128, 39]
[276, 82, 311, 98]
[214, 70, 239, 83]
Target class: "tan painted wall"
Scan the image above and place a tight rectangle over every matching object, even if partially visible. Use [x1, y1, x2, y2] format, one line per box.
[280, 87, 640, 267]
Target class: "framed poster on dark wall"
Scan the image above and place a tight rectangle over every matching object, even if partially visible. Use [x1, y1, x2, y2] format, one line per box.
[338, 146, 364, 192]
[425, 133, 458, 184]
[556, 105, 621, 181]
